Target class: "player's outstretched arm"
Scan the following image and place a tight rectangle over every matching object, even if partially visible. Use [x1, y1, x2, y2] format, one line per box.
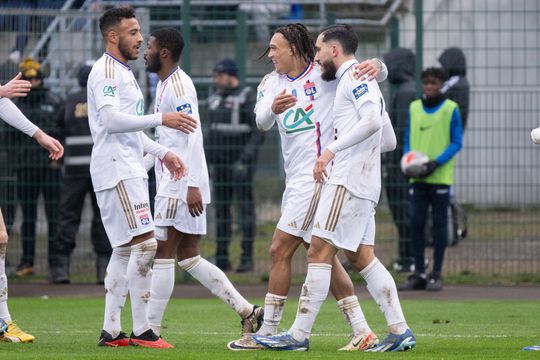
[271, 89, 297, 115]
[0, 98, 38, 137]
[162, 112, 197, 134]
[143, 153, 155, 171]
[186, 186, 203, 217]
[313, 149, 335, 183]
[353, 58, 388, 82]
[33, 129, 64, 160]
[380, 111, 397, 153]
[0, 72, 32, 99]
[162, 151, 187, 181]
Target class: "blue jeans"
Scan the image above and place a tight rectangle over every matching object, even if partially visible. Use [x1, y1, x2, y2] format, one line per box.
[409, 183, 450, 276]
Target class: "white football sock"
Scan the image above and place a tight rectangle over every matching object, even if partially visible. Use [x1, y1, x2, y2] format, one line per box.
[0, 244, 11, 322]
[290, 263, 332, 342]
[257, 293, 287, 336]
[337, 295, 372, 336]
[102, 246, 130, 338]
[127, 238, 157, 337]
[148, 258, 175, 336]
[360, 258, 408, 334]
[178, 256, 253, 318]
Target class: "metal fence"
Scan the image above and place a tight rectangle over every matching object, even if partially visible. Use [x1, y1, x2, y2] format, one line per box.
[0, 0, 539, 283]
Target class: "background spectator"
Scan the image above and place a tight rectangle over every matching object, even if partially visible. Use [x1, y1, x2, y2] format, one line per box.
[439, 47, 470, 131]
[12, 58, 64, 277]
[206, 58, 264, 272]
[383, 48, 417, 273]
[50, 63, 111, 284]
[399, 67, 463, 292]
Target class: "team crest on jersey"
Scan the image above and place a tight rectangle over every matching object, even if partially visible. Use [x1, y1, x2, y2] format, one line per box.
[303, 80, 317, 100]
[176, 103, 193, 114]
[102, 85, 116, 97]
[352, 83, 368, 99]
[283, 104, 315, 134]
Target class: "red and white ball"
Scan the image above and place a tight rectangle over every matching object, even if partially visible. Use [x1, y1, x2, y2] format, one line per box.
[400, 151, 429, 177]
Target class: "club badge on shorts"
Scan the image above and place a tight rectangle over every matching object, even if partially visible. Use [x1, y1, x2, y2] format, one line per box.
[140, 214, 150, 225]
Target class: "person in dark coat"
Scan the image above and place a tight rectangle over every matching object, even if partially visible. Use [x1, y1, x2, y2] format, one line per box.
[50, 64, 112, 284]
[206, 59, 265, 272]
[439, 47, 470, 131]
[12, 58, 64, 276]
[383, 48, 417, 272]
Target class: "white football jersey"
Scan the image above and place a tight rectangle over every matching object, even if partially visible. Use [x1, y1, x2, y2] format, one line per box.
[330, 59, 386, 203]
[255, 63, 337, 184]
[154, 67, 210, 204]
[88, 53, 148, 191]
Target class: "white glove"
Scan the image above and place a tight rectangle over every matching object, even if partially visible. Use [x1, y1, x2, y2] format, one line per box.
[531, 127, 540, 144]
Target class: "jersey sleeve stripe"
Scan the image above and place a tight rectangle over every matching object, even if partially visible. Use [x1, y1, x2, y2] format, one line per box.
[348, 68, 355, 81]
[104, 57, 114, 79]
[171, 72, 184, 98]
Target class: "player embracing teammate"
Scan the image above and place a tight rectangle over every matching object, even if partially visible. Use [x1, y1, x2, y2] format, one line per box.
[89, 7, 194, 348]
[253, 24, 415, 352]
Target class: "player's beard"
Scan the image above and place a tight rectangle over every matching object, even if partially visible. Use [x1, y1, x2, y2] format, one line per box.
[320, 59, 337, 82]
[119, 39, 138, 61]
[145, 52, 162, 73]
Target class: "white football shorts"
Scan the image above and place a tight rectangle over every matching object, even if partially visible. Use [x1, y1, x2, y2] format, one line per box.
[95, 178, 154, 248]
[277, 182, 323, 243]
[311, 183, 376, 252]
[153, 196, 207, 240]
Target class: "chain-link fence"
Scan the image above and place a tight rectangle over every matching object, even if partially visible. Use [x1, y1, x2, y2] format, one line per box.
[0, 0, 539, 283]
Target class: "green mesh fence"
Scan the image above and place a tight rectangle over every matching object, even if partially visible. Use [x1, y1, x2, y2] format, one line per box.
[0, 0, 539, 284]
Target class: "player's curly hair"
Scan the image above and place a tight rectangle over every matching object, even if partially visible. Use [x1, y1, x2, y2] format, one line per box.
[319, 24, 358, 55]
[260, 23, 315, 64]
[99, 6, 136, 38]
[151, 27, 184, 63]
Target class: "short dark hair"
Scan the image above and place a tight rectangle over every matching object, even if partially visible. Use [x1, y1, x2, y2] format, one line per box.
[319, 24, 358, 55]
[151, 27, 184, 63]
[99, 7, 136, 38]
[261, 23, 315, 63]
[421, 67, 447, 82]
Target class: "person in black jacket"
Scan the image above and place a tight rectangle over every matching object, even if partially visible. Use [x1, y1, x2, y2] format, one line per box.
[206, 58, 265, 272]
[439, 47, 470, 131]
[50, 64, 112, 284]
[383, 48, 417, 273]
[13, 58, 64, 277]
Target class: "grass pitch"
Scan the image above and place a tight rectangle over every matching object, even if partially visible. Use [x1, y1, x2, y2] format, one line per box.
[1, 296, 539, 359]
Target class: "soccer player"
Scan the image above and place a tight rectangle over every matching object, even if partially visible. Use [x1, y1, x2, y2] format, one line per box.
[1, 72, 64, 342]
[141, 27, 263, 342]
[253, 24, 415, 352]
[89, 7, 196, 348]
[228, 23, 386, 351]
